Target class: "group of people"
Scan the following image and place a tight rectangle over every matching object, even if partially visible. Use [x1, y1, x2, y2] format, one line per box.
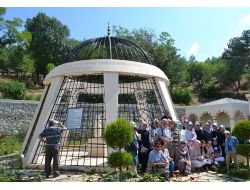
[39, 111, 240, 179]
[125, 111, 240, 177]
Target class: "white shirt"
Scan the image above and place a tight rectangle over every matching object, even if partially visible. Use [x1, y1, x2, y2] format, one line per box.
[156, 126, 172, 139]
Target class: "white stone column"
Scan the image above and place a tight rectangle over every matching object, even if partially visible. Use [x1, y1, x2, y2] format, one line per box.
[23, 77, 64, 166]
[155, 77, 178, 121]
[104, 72, 119, 124]
[103, 72, 119, 155]
[21, 85, 49, 154]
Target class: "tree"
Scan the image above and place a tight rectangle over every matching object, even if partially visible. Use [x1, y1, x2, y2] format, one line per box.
[0, 7, 6, 31]
[46, 63, 55, 73]
[186, 61, 205, 85]
[26, 12, 70, 80]
[0, 9, 31, 78]
[0, 48, 10, 75]
[18, 54, 35, 77]
[233, 120, 250, 175]
[104, 118, 133, 181]
[222, 31, 250, 92]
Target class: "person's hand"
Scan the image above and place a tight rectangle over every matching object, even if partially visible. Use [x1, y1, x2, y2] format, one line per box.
[186, 161, 191, 166]
[161, 162, 167, 167]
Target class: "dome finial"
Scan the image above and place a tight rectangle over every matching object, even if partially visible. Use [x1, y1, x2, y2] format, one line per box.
[107, 22, 111, 36]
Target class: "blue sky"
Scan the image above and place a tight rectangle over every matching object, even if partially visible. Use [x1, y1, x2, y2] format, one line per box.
[4, 7, 250, 61]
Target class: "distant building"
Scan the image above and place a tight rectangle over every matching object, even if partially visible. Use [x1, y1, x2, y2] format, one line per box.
[176, 97, 250, 131]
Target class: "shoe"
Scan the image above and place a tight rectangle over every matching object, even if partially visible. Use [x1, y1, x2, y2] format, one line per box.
[53, 173, 60, 178]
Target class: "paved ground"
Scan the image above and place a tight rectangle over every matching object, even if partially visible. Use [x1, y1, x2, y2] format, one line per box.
[41, 170, 246, 182]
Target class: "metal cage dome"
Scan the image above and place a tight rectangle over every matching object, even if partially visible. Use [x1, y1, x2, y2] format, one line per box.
[61, 36, 154, 65]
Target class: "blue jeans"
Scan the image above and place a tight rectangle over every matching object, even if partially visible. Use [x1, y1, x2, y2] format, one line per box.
[169, 160, 175, 174]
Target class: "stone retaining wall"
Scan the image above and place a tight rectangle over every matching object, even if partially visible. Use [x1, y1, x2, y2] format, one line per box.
[0, 99, 39, 136]
[0, 99, 186, 136]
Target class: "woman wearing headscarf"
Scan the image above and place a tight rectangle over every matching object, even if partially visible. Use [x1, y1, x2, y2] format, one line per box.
[175, 140, 191, 176]
[138, 122, 151, 173]
[189, 140, 207, 172]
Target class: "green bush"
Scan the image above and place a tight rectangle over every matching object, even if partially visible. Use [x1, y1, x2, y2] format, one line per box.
[229, 168, 250, 179]
[233, 120, 250, 141]
[236, 144, 250, 157]
[107, 152, 132, 169]
[199, 82, 220, 98]
[104, 118, 133, 150]
[170, 88, 192, 105]
[0, 81, 26, 100]
[139, 172, 166, 182]
[0, 166, 22, 182]
[104, 118, 134, 181]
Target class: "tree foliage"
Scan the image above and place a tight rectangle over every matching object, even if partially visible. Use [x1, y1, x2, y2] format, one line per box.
[26, 12, 71, 77]
[233, 120, 250, 175]
[233, 120, 250, 141]
[104, 118, 133, 150]
[104, 118, 134, 181]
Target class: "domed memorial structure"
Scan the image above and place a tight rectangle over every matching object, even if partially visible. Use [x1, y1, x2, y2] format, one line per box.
[21, 28, 178, 170]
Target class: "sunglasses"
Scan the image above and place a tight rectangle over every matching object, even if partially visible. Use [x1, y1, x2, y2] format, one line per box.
[156, 145, 162, 147]
[180, 142, 186, 144]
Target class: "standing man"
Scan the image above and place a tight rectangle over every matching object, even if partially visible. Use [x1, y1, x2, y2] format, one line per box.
[39, 119, 67, 178]
[224, 130, 239, 171]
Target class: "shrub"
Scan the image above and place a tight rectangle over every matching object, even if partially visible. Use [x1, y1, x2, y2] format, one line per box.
[199, 82, 220, 98]
[236, 144, 250, 157]
[139, 172, 166, 182]
[107, 152, 132, 169]
[229, 168, 249, 179]
[104, 118, 134, 181]
[170, 88, 192, 105]
[233, 120, 250, 141]
[0, 167, 22, 182]
[0, 81, 26, 100]
[233, 120, 250, 175]
[104, 118, 133, 150]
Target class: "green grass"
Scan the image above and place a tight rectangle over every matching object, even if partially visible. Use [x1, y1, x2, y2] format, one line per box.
[25, 88, 43, 101]
[0, 136, 23, 156]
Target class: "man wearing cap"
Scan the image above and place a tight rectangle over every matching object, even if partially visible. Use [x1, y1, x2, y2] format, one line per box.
[224, 130, 239, 171]
[185, 121, 197, 148]
[39, 119, 67, 178]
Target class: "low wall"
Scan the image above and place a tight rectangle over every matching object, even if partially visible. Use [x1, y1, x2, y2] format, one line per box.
[0, 99, 39, 135]
[0, 99, 187, 136]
